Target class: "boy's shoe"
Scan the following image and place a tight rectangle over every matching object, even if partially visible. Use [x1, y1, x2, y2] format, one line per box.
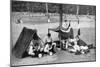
[75, 51, 81, 55]
[84, 49, 90, 54]
[49, 52, 53, 56]
[69, 51, 74, 53]
[38, 53, 43, 58]
[88, 44, 94, 49]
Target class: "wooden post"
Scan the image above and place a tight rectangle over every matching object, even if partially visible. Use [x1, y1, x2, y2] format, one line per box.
[45, 3, 50, 33]
[86, 6, 90, 15]
[46, 3, 50, 23]
[26, 2, 30, 12]
[59, 4, 63, 49]
[76, 5, 79, 24]
[76, 5, 79, 15]
[76, 5, 80, 36]
[46, 3, 49, 16]
[59, 4, 63, 27]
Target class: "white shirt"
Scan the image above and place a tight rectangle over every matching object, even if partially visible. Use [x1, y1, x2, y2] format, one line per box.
[61, 22, 71, 32]
[62, 22, 68, 29]
[28, 45, 34, 55]
[44, 36, 52, 43]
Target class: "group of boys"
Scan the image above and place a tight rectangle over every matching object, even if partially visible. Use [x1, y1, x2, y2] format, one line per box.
[61, 35, 91, 55]
[27, 19, 94, 58]
[28, 33, 56, 58]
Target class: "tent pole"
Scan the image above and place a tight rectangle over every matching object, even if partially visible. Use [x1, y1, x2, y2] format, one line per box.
[59, 4, 63, 49]
[59, 4, 63, 27]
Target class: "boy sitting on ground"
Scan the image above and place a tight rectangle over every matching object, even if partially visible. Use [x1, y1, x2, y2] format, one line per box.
[28, 39, 43, 58]
[67, 35, 90, 54]
[43, 33, 54, 55]
[28, 39, 35, 56]
[67, 37, 81, 54]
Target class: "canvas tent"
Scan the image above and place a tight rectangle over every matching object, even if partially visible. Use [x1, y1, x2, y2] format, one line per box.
[12, 27, 40, 58]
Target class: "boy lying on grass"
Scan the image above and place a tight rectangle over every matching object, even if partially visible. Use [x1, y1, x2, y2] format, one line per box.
[65, 35, 93, 55]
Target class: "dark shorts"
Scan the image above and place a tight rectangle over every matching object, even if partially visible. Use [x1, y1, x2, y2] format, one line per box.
[45, 42, 52, 45]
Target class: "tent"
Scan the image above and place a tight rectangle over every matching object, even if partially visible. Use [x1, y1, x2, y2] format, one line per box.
[12, 27, 40, 58]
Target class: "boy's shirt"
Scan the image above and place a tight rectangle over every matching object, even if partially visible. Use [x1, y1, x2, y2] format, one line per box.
[44, 36, 52, 43]
[61, 22, 71, 33]
[68, 38, 87, 47]
[28, 45, 34, 55]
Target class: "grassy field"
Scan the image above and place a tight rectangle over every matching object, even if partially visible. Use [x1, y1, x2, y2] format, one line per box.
[11, 12, 96, 66]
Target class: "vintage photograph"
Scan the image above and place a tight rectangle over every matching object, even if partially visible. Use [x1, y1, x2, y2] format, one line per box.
[10, 0, 96, 66]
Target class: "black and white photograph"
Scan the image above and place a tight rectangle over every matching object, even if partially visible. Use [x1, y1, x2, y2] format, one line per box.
[10, 0, 96, 66]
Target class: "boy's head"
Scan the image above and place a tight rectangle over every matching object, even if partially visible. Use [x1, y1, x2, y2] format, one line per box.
[64, 20, 67, 22]
[47, 33, 51, 37]
[64, 20, 70, 28]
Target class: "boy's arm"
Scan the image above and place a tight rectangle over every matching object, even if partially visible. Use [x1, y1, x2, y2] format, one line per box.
[43, 36, 47, 43]
[51, 37, 53, 42]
